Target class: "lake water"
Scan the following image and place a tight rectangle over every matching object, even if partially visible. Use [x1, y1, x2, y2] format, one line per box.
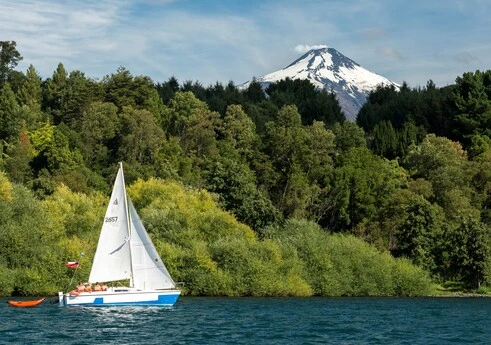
[1, 297, 489, 344]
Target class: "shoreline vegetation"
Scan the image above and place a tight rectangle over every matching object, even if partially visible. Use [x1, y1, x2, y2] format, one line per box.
[0, 175, 488, 298]
[0, 42, 490, 298]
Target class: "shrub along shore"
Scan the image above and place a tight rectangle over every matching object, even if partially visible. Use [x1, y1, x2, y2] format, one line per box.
[0, 175, 431, 297]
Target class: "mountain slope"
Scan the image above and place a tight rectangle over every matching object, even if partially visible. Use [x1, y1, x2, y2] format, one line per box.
[242, 46, 399, 120]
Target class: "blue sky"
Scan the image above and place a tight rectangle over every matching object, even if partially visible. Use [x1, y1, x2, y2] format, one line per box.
[1, 0, 490, 88]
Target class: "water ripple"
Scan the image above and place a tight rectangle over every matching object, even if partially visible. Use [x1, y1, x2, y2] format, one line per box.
[1, 297, 490, 344]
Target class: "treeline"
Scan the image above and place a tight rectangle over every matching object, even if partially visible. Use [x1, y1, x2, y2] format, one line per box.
[0, 41, 490, 295]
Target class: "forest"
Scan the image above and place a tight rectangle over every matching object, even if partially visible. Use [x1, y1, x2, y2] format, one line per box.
[0, 40, 489, 297]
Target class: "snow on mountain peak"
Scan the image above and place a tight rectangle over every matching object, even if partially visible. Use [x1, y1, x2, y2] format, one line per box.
[242, 46, 399, 121]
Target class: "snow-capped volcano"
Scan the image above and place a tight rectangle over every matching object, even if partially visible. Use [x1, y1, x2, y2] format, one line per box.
[242, 46, 399, 120]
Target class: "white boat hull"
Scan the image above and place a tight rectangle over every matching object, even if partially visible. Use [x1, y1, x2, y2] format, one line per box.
[58, 288, 181, 307]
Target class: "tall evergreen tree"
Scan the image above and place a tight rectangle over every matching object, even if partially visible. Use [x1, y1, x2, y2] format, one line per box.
[0, 41, 22, 86]
[44, 63, 68, 123]
[0, 82, 21, 142]
[451, 70, 491, 146]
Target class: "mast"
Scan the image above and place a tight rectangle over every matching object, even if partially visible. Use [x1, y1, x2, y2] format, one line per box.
[119, 162, 135, 287]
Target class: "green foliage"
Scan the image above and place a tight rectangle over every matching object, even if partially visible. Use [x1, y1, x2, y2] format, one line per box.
[220, 104, 257, 159]
[266, 219, 431, 296]
[441, 217, 491, 288]
[0, 41, 23, 85]
[357, 82, 452, 158]
[4, 129, 35, 183]
[403, 134, 478, 221]
[104, 67, 163, 119]
[156, 76, 180, 104]
[0, 182, 71, 295]
[77, 101, 119, 169]
[0, 82, 22, 141]
[17, 65, 42, 115]
[451, 70, 491, 144]
[204, 156, 280, 231]
[331, 121, 366, 154]
[394, 195, 443, 272]
[266, 78, 345, 125]
[117, 106, 167, 170]
[1, 57, 490, 295]
[44, 63, 68, 121]
[371, 120, 398, 158]
[326, 146, 407, 231]
[264, 105, 315, 218]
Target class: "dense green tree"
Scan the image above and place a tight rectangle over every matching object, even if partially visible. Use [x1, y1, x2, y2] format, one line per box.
[266, 78, 345, 126]
[17, 65, 42, 106]
[264, 105, 312, 218]
[244, 79, 266, 103]
[371, 120, 398, 158]
[357, 84, 399, 130]
[156, 76, 180, 104]
[117, 106, 169, 177]
[326, 146, 407, 232]
[0, 181, 63, 294]
[0, 41, 22, 85]
[78, 101, 120, 170]
[220, 104, 257, 160]
[242, 100, 279, 136]
[394, 195, 444, 272]
[450, 70, 491, 145]
[4, 129, 34, 183]
[43, 63, 68, 123]
[60, 70, 103, 126]
[104, 67, 163, 119]
[181, 80, 207, 101]
[331, 121, 366, 154]
[163, 91, 224, 186]
[182, 107, 220, 161]
[0, 82, 22, 142]
[469, 137, 491, 224]
[442, 217, 491, 288]
[357, 82, 453, 157]
[103, 66, 135, 109]
[45, 126, 84, 174]
[132, 75, 163, 119]
[204, 157, 280, 231]
[17, 65, 44, 130]
[403, 134, 478, 221]
[163, 91, 209, 136]
[302, 121, 335, 223]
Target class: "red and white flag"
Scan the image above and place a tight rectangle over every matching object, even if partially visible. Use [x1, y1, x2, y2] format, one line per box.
[65, 261, 79, 269]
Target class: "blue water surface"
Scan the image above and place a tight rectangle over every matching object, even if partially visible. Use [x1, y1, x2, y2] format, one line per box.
[1, 297, 489, 344]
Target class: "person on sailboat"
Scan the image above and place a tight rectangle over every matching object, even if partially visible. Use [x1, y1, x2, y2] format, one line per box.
[85, 283, 92, 293]
[94, 282, 101, 292]
[101, 282, 108, 291]
[77, 282, 85, 293]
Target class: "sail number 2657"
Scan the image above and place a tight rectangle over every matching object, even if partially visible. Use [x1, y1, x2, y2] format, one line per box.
[105, 216, 118, 223]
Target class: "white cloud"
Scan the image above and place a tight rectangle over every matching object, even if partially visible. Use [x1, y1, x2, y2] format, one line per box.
[294, 45, 329, 54]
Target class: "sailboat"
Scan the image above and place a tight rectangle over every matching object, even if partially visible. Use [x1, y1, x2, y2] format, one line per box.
[58, 162, 181, 307]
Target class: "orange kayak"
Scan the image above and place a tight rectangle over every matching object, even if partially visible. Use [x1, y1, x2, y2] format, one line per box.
[7, 297, 45, 307]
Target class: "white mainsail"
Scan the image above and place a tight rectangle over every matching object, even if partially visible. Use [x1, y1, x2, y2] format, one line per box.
[129, 199, 176, 290]
[89, 163, 132, 284]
